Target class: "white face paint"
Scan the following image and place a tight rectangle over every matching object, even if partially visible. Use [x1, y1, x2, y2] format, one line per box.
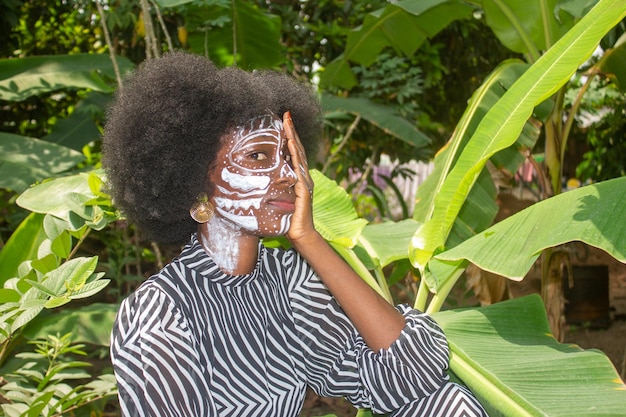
[209, 113, 297, 236]
[198, 113, 299, 275]
[198, 216, 242, 274]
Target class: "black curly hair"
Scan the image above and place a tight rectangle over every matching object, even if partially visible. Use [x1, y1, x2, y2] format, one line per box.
[102, 51, 322, 245]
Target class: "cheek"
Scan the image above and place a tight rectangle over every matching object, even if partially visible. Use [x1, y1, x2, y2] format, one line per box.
[221, 167, 271, 194]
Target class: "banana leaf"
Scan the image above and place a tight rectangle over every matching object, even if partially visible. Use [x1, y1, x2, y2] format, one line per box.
[434, 294, 626, 416]
[410, 0, 626, 274]
[411, 61, 537, 272]
[429, 176, 626, 282]
[321, 94, 432, 150]
[311, 169, 368, 248]
[480, 0, 576, 58]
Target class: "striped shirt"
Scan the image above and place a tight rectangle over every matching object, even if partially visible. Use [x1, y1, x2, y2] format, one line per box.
[111, 234, 486, 416]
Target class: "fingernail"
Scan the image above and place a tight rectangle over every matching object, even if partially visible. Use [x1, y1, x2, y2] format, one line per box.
[285, 111, 293, 125]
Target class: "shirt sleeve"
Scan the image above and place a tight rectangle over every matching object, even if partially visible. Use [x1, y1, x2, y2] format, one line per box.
[110, 285, 215, 417]
[284, 249, 451, 414]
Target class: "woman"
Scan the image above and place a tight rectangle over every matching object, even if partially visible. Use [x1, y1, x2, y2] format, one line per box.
[103, 51, 487, 417]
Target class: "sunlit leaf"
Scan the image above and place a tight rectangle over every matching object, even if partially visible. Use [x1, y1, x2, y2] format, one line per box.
[435, 295, 626, 416]
[430, 177, 626, 283]
[311, 170, 367, 248]
[16, 170, 106, 229]
[357, 219, 420, 268]
[410, 0, 626, 272]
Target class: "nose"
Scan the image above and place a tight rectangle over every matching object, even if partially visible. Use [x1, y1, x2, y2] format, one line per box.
[278, 162, 297, 187]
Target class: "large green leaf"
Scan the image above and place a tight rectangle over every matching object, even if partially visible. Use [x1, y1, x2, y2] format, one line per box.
[321, 94, 432, 150]
[0, 213, 46, 286]
[320, 0, 474, 88]
[430, 176, 626, 282]
[16, 170, 115, 231]
[412, 60, 540, 276]
[413, 61, 532, 224]
[357, 219, 420, 268]
[410, 0, 626, 272]
[311, 170, 367, 248]
[434, 295, 626, 416]
[0, 54, 133, 101]
[0, 132, 85, 193]
[481, 0, 575, 59]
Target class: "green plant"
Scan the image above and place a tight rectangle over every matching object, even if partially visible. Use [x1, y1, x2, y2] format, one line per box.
[2, 0, 626, 416]
[308, 0, 626, 414]
[0, 333, 117, 417]
[0, 170, 121, 415]
[320, 0, 626, 340]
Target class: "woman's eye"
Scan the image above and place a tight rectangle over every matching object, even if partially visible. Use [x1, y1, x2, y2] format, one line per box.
[250, 152, 268, 161]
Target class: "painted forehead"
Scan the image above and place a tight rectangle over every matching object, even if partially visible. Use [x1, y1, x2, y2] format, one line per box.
[233, 113, 284, 142]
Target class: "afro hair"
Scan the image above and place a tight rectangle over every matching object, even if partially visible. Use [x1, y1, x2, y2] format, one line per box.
[102, 51, 322, 245]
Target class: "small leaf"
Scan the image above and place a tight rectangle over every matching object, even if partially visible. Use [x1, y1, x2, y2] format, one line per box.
[24, 279, 57, 297]
[50, 230, 72, 259]
[11, 305, 45, 333]
[44, 295, 71, 309]
[69, 279, 110, 300]
[30, 254, 59, 275]
[46, 257, 98, 295]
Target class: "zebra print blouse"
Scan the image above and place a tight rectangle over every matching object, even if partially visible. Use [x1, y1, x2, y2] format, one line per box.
[110, 234, 486, 416]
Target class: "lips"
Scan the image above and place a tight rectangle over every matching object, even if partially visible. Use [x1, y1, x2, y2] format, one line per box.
[267, 198, 295, 212]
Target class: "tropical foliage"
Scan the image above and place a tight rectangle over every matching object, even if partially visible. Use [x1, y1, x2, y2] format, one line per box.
[1, 0, 626, 416]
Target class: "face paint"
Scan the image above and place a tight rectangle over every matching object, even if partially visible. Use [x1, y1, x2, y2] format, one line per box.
[198, 216, 242, 274]
[209, 113, 297, 237]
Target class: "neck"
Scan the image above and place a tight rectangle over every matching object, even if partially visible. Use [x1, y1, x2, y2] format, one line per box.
[197, 217, 260, 275]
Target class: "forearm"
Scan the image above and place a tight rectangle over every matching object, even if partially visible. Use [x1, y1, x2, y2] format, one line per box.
[291, 231, 405, 352]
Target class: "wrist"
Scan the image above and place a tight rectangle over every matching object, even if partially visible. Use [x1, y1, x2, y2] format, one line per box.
[289, 229, 324, 253]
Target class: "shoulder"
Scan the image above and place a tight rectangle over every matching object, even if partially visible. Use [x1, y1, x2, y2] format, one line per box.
[114, 259, 194, 334]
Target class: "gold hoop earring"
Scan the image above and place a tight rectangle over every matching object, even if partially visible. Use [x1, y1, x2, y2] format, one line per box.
[190, 193, 214, 223]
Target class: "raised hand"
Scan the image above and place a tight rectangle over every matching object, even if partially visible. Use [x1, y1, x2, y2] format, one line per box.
[283, 111, 316, 244]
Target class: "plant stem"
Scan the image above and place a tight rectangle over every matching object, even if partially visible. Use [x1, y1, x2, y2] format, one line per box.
[414, 278, 429, 311]
[331, 242, 391, 303]
[426, 267, 464, 314]
[95, 0, 122, 87]
[151, 0, 174, 51]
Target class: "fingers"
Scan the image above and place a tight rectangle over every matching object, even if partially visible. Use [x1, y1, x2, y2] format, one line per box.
[284, 111, 313, 196]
